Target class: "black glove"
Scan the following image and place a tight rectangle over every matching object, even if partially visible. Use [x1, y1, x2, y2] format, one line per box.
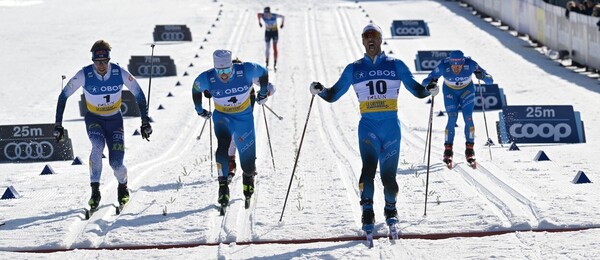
[259, 23, 263, 28]
[309, 82, 324, 95]
[141, 118, 152, 141]
[203, 90, 212, 98]
[53, 125, 64, 143]
[426, 78, 439, 96]
[199, 109, 212, 119]
[474, 70, 483, 80]
[256, 92, 268, 105]
[426, 78, 438, 89]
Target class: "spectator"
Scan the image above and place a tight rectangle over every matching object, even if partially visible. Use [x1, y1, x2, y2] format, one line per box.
[566, 0, 582, 18]
[581, 0, 596, 15]
[592, 4, 600, 16]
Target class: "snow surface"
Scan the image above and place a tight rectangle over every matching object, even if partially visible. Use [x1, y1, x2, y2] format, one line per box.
[1, 0, 600, 259]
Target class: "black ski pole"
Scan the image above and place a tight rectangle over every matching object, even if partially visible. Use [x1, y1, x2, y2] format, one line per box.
[478, 78, 493, 160]
[424, 96, 435, 216]
[279, 95, 315, 222]
[209, 99, 214, 177]
[61, 75, 66, 91]
[147, 44, 156, 109]
[422, 98, 434, 164]
[262, 105, 277, 172]
[196, 117, 209, 140]
[263, 104, 283, 120]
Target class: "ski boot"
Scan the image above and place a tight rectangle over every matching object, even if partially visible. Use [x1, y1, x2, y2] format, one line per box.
[466, 142, 476, 169]
[218, 177, 229, 215]
[115, 182, 130, 215]
[384, 207, 399, 226]
[362, 208, 375, 248]
[273, 59, 277, 71]
[265, 58, 269, 68]
[227, 155, 236, 184]
[243, 172, 256, 209]
[384, 207, 399, 240]
[117, 182, 129, 206]
[443, 143, 453, 169]
[88, 182, 101, 210]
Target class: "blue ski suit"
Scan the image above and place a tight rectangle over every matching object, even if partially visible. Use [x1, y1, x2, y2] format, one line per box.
[192, 62, 269, 180]
[316, 52, 430, 213]
[422, 57, 493, 145]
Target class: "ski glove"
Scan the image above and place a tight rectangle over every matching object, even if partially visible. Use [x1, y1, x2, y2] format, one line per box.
[257, 92, 268, 105]
[309, 82, 324, 95]
[280, 23, 284, 29]
[141, 118, 152, 141]
[199, 109, 212, 119]
[426, 79, 439, 97]
[474, 70, 483, 80]
[53, 125, 64, 143]
[203, 90, 212, 98]
[259, 23, 263, 28]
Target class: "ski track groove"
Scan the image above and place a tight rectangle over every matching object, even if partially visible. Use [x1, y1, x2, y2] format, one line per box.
[65, 108, 205, 249]
[308, 6, 364, 232]
[398, 118, 541, 229]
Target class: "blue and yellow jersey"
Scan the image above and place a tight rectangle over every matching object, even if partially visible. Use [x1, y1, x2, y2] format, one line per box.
[260, 13, 282, 31]
[192, 62, 268, 116]
[55, 63, 148, 124]
[422, 57, 493, 90]
[319, 52, 429, 120]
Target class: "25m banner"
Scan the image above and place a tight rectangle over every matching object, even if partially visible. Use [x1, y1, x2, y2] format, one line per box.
[497, 105, 585, 144]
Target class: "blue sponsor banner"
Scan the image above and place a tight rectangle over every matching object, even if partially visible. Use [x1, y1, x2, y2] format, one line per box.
[497, 105, 585, 144]
[391, 20, 430, 37]
[415, 50, 451, 71]
[473, 84, 506, 111]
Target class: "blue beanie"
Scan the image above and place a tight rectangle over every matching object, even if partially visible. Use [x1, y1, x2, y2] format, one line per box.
[449, 50, 464, 65]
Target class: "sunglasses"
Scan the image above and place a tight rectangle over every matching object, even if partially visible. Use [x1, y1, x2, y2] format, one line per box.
[93, 59, 110, 65]
[362, 30, 381, 39]
[216, 67, 232, 75]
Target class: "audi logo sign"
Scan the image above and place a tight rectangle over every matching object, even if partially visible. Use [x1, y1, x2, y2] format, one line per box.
[390, 20, 430, 37]
[497, 105, 586, 144]
[78, 90, 141, 117]
[128, 55, 177, 77]
[414, 50, 452, 71]
[153, 25, 192, 42]
[0, 124, 74, 163]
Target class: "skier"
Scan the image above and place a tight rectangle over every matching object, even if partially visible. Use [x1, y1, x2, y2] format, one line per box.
[192, 50, 271, 211]
[421, 50, 493, 169]
[308, 23, 435, 239]
[53, 40, 152, 212]
[257, 6, 285, 70]
[205, 57, 277, 183]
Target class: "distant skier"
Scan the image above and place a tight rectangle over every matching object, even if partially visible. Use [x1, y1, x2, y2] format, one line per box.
[192, 50, 271, 211]
[421, 50, 493, 169]
[257, 6, 285, 70]
[53, 40, 152, 211]
[308, 23, 434, 239]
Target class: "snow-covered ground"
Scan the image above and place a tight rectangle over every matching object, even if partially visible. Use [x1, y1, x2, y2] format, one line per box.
[1, 0, 599, 258]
